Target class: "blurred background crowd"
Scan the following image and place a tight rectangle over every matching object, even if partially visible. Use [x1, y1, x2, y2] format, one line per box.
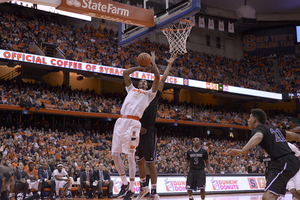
[1, 12, 300, 93]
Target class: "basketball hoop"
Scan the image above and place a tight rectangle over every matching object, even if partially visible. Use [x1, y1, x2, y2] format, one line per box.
[162, 19, 193, 55]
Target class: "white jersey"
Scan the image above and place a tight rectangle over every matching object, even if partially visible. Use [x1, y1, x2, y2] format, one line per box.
[287, 142, 300, 191]
[52, 169, 68, 181]
[120, 84, 156, 118]
[288, 142, 300, 157]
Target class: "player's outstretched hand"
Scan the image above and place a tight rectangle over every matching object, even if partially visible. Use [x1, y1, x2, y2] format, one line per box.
[165, 54, 177, 65]
[292, 126, 300, 132]
[226, 148, 243, 156]
[151, 51, 156, 65]
[140, 127, 147, 135]
[184, 170, 187, 178]
[208, 168, 214, 174]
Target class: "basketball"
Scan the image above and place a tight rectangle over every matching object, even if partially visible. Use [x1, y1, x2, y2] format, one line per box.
[137, 52, 151, 67]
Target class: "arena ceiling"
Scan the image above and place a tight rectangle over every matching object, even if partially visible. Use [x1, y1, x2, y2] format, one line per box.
[201, 0, 300, 14]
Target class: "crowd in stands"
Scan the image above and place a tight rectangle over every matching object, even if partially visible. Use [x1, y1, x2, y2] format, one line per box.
[0, 123, 275, 199]
[0, 79, 296, 129]
[0, 124, 272, 179]
[278, 53, 300, 93]
[2, 9, 293, 93]
[0, 13, 37, 54]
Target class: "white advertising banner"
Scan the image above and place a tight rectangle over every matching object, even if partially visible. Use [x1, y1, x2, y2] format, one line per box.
[0, 49, 282, 100]
[111, 175, 265, 195]
[0, 49, 183, 85]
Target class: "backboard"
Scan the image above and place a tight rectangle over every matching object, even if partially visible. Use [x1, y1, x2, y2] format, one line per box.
[118, 0, 200, 46]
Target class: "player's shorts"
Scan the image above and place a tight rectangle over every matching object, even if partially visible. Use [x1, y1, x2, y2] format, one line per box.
[27, 180, 41, 190]
[111, 118, 141, 155]
[55, 177, 74, 192]
[136, 126, 157, 162]
[186, 169, 206, 190]
[265, 153, 300, 196]
[287, 167, 300, 191]
[265, 168, 269, 180]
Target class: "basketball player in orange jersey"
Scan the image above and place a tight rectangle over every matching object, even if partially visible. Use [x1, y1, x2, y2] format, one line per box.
[25, 162, 42, 196]
[111, 51, 160, 200]
[135, 52, 177, 200]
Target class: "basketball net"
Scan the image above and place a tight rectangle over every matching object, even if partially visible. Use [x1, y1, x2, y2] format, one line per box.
[162, 19, 193, 55]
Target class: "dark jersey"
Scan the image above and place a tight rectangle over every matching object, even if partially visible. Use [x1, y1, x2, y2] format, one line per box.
[140, 90, 162, 129]
[251, 124, 294, 160]
[187, 148, 208, 170]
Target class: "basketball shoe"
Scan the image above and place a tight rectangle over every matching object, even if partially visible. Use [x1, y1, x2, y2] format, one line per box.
[149, 194, 160, 200]
[123, 190, 135, 200]
[135, 186, 150, 200]
[117, 183, 129, 198]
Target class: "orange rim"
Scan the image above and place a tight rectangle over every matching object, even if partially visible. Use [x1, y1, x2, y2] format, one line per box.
[162, 19, 193, 32]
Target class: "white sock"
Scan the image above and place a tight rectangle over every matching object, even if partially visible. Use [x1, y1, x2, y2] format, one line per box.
[121, 175, 128, 185]
[38, 191, 41, 195]
[129, 180, 134, 192]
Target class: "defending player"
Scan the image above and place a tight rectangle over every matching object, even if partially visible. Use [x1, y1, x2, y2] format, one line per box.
[111, 51, 160, 200]
[135, 52, 176, 200]
[227, 108, 300, 200]
[184, 137, 213, 200]
[286, 142, 300, 200]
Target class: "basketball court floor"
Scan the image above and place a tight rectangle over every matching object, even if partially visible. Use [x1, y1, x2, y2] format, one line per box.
[62, 192, 293, 200]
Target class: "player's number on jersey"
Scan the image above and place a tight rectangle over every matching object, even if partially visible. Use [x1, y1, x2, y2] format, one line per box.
[270, 128, 286, 142]
[194, 157, 199, 165]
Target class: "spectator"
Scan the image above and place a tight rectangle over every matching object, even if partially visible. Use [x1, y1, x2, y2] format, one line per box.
[93, 163, 113, 199]
[13, 162, 29, 199]
[79, 163, 97, 199]
[38, 162, 55, 200]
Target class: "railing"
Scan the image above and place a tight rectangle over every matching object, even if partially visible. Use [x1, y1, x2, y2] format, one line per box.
[55, 47, 66, 59]
[42, 74, 59, 86]
[0, 67, 21, 81]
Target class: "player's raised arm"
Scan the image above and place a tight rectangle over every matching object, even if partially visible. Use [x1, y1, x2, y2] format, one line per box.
[285, 131, 300, 142]
[150, 51, 160, 93]
[123, 66, 144, 87]
[158, 54, 177, 92]
[227, 132, 263, 156]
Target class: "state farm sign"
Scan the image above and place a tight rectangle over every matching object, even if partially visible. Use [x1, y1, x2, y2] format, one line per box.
[58, 0, 154, 27]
